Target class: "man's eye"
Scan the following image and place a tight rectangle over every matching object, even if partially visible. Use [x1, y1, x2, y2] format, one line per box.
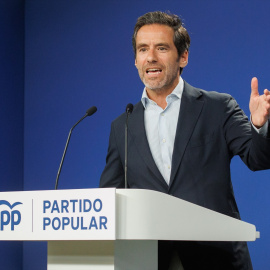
[138, 48, 147, 52]
[158, 47, 167, 51]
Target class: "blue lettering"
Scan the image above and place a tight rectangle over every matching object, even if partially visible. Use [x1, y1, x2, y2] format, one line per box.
[11, 210, 21, 230]
[61, 200, 69, 213]
[93, 199, 102, 212]
[0, 211, 10, 230]
[79, 200, 82, 212]
[52, 217, 61, 230]
[70, 200, 78, 212]
[43, 201, 51, 213]
[62, 217, 70, 230]
[83, 199, 92, 212]
[51, 200, 60, 213]
[99, 216, 107, 229]
[71, 217, 79, 230]
[81, 217, 87, 230]
[89, 216, 98, 230]
[43, 217, 51, 230]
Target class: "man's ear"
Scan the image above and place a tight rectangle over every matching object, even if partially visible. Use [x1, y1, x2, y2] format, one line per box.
[179, 50, 189, 68]
[135, 59, 138, 69]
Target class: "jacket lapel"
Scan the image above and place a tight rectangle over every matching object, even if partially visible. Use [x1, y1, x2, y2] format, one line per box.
[128, 102, 167, 186]
[169, 82, 204, 187]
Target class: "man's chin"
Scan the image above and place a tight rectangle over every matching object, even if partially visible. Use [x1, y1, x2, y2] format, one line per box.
[144, 81, 164, 91]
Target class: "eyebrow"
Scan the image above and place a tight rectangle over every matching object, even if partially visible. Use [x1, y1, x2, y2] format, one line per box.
[155, 43, 170, 48]
[136, 42, 171, 49]
[136, 43, 148, 49]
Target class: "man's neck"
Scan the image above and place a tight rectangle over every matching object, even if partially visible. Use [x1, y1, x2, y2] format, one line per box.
[146, 85, 176, 109]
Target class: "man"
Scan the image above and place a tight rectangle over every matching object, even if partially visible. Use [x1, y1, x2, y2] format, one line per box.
[100, 11, 270, 269]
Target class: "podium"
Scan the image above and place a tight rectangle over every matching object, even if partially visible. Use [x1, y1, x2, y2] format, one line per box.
[0, 188, 259, 269]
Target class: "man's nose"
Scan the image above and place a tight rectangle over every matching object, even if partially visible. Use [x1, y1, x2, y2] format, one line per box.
[146, 49, 157, 63]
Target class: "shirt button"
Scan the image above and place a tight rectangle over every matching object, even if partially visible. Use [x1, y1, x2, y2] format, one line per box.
[168, 165, 171, 169]
[162, 138, 166, 143]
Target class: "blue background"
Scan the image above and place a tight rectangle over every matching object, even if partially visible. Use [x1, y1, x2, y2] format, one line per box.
[1, 0, 270, 269]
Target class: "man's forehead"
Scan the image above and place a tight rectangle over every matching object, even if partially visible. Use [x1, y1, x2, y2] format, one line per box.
[136, 24, 174, 44]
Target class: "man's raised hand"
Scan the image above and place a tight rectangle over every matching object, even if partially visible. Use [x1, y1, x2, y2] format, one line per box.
[249, 77, 270, 128]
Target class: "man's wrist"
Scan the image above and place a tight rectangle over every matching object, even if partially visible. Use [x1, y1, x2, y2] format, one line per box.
[251, 118, 269, 136]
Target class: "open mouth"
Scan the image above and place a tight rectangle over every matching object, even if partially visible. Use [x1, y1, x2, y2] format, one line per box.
[146, 68, 162, 74]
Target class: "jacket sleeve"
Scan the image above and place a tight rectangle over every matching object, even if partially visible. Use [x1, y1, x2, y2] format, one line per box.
[223, 96, 270, 171]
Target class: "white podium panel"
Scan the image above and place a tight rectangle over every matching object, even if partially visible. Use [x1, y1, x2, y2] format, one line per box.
[0, 188, 260, 269]
[116, 189, 259, 241]
[0, 188, 115, 241]
[47, 240, 157, 270]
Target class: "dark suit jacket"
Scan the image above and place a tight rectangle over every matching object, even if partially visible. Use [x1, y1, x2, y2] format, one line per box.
[100, 82, 270, 269]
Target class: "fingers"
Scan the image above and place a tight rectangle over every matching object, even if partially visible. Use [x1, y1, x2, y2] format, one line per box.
[263, 89, 270, 105]
[264, 88, 270, 96]
[251, 77, 259, 97]
[264, 89, 270, 116]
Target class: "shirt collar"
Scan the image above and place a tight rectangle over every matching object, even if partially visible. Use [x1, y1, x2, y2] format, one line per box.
[141, 77, 184, 109]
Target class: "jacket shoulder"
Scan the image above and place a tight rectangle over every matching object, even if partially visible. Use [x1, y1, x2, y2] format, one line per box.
[184, 81, 233, 101]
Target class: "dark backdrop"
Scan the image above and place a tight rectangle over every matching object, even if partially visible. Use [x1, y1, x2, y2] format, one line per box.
[0, 0, 24, 269]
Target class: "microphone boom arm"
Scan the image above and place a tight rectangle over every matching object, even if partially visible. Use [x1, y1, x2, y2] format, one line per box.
[55, 106, 97, 190]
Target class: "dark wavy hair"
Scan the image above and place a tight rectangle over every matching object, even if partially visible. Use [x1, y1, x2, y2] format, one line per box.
[132, 11, 190, 74]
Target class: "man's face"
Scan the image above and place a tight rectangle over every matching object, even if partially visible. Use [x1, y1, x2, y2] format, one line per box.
[135, 24, 188, 94]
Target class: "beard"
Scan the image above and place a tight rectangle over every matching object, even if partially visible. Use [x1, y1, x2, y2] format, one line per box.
[138, 64, 180, 93]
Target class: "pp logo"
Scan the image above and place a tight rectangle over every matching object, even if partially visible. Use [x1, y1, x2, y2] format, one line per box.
[0, 200, 22, 231]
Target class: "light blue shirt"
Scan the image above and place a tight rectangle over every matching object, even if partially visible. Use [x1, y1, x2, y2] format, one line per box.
[141, 77, 184, 185]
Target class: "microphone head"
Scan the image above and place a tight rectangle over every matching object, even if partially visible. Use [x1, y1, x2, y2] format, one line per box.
[86, 106, 97, 116]
[126, 103, 134, 114]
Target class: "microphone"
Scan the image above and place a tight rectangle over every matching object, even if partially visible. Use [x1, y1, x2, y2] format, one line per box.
[125, 103, 133, 188]
[126, 103, 133, 114]
[55, 106, 97, 190]
[86, 106, 97, 116]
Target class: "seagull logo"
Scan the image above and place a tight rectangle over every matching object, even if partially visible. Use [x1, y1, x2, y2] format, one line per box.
[0, 200, 22, 209]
